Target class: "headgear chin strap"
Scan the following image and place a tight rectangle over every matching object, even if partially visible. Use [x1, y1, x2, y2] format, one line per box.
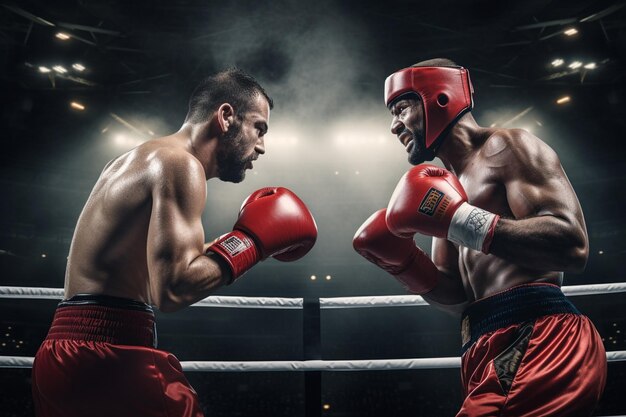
[384, 66, 474, 160]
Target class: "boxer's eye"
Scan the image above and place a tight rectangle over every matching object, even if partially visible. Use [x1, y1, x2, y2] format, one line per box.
[391, 105, 405, 117]
[397, 105, 408, 117]
[255, 122, 268, 137]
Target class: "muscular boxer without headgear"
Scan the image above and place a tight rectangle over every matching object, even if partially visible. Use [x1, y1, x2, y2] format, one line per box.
[32, 68, 318, 417]
[354, 58, 606, 416]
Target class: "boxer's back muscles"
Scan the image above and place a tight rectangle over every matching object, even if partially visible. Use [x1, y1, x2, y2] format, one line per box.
[433, 128, 588, 302]
[64, 137, 214, 308]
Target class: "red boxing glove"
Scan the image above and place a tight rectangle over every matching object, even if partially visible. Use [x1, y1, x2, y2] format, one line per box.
[353, 209, 439, 294]
[386, 164, 499, 253]
[208, 187, 318, 282]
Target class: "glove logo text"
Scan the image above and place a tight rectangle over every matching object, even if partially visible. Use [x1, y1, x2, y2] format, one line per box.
[219, 236, 251, 257]
[418, 188, 444, 216]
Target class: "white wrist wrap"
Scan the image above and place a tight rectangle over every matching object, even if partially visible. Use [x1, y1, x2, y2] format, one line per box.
[447, 202, 497, 251]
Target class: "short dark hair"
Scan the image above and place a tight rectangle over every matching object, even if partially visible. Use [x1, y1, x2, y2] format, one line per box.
[411, 58, 459, 68]
[184, 68, 274, 124]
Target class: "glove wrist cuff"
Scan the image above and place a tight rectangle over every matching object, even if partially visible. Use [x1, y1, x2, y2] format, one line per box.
[448, 202, 500, 253]
[207, 231, 260, 283]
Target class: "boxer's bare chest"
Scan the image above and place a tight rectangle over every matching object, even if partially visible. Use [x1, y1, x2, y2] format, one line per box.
[452, 157, 531, 299]
[457, 161, 511, 217]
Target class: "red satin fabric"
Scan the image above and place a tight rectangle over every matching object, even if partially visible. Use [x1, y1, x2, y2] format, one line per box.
[32, 305, 203, 417]
[458, 314, 606, 417]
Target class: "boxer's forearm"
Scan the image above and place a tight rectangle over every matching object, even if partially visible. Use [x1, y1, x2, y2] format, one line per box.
[152, 253, 231, 312]
[489, 216, 588, 272]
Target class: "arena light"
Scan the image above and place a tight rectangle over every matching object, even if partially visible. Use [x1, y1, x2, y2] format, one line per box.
[556, 96, 571, 105]
[325, 275, 332, 281]
[551, 59, 564, 67]
[55, 32, 70, 40]
[323, 404, 331, 410]
[113, 133, 144, 148]
[52, 65, 67, 74]
[72, 63, 85, 72]
[114, 134, 128, 146]
[584, 62, 596, 70]
[563, 28, 578, 36]
[70, 101, 85, 111]
[568, 61, 582, 69]
[310, 275, 317, 281]
[38, 66, 51, 73]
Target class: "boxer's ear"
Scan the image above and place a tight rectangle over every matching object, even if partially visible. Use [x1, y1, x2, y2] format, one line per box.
[216, 103, 235, 133]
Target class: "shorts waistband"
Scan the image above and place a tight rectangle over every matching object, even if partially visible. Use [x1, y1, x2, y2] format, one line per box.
[46, 294, 157, 347]
[461, 283, 580, 353]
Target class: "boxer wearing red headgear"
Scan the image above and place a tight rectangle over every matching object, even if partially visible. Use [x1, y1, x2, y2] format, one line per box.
[384, 64, 473, 164]
[32, 69, 318, 417]
[354, 58, 606, 416]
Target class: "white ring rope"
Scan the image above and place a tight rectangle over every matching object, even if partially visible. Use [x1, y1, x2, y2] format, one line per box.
[1, 284, 625, 372]
[0, 287, 63, 300]
[191, 296, 303, 309]
[0, 287, 302, 309]
[2, 351, 625, 371]
[561, 283, 626, 297]
[320, 295, 430, 309]
[320, 283, 626, 308]
[183, 357, 464, 372]
[1, 282, 625, 309]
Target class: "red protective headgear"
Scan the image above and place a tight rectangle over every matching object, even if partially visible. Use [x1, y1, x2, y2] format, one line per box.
[384, 66, 474, 160]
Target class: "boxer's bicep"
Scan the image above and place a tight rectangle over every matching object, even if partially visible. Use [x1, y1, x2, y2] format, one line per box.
[146, 155, 213, 309]
[491, 135, 588, 270]
[148, 182, 206, 276]
[503, 143, 583, 229]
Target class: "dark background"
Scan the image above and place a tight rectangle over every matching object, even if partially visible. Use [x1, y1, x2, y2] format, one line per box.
[1, 0, 625, 415]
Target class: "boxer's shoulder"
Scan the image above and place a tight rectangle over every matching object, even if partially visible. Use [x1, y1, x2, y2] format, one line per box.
[142, 142, 200, 168]
[138, 143, 205, 186]
[480, 128, 531, 156]
[479, 129, 560, 176]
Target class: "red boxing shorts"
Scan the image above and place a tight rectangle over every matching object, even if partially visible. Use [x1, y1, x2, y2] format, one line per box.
[457, 283, 606, 417]
[32, 294, 204, 417]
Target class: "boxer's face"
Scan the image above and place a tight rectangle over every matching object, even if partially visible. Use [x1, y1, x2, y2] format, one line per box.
[217, 94, 270, 183]
[389, 96, 426, 165]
